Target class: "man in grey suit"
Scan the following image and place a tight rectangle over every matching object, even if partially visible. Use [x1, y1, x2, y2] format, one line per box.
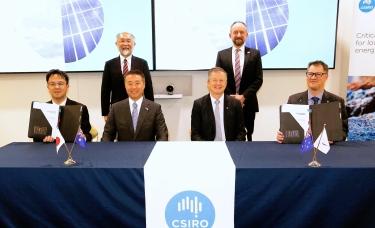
[216, 21, 263, 141]
[101, 32, 154, 122]
[102, 70, 168, 142]
[191, 67, 246, 141]
[277, 60, 348, 143]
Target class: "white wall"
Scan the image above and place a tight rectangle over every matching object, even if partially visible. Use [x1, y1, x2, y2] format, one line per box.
[0, 1, 353, 147]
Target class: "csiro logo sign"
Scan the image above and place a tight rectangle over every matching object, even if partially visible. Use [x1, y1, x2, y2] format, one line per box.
[165, 191, 215, 228]
[359, 0, 375, 12]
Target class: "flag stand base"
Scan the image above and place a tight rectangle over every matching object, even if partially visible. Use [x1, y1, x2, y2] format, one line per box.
[64, 158, 76, 165]
[308, 160, 321, 167]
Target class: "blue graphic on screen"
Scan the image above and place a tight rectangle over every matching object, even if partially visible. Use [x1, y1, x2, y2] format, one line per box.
[246, 0, 288, 56]
[359, 0, 375, 13]
[61, 0, 104, 63]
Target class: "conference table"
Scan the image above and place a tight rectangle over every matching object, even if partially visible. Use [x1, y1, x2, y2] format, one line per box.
[0, 141, 375, 228]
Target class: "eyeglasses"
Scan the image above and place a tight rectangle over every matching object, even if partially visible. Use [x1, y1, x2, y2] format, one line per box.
[306, 72, 326, 78]
[48, 82, 66, 87]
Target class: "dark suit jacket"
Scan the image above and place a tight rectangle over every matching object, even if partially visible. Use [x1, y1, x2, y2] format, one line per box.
[101, 55, 154, 116]
[216, 46, 263, 113]
[191, 94, 246, 141]
[34, 98, 92, 142]
[102, 98, 168, 141]
[287, 90, 348, 141]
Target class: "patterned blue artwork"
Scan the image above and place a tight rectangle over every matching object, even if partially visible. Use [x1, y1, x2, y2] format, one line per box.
[61, 0, 104, 63]
[246, 0, 288, 56]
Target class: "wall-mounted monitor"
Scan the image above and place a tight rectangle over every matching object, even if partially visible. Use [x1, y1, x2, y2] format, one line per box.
[0, 0, 338, 73]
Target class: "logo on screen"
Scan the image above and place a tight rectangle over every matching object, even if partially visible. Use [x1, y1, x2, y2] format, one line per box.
[246, 0, 289, 56]
[165, 191, 215, 228]
[359, 0, 375, 12]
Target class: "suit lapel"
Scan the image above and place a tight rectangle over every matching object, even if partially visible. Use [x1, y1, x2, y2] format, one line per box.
[243, 47, 251, 75]
[321, 90, 330, 103]
[134, 99, 150, 138]
[225, 48, 234, 74]
[131, 56, 139, 70]
[123, 99, 134, 136]
[223, 95, 229, 138]
[203, 94, 216, 133]
[115, 56, 122, 76]
[300, 91, 309, 105]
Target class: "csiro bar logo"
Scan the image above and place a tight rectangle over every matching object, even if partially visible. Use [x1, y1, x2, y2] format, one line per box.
[359, 0, 375, 12]
[165, 191, 215, 228]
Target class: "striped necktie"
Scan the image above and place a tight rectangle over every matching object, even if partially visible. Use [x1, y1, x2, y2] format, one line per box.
[123, 59, 128, 77]
[234, 49, 241, 94]
[132, 102, 138, 131]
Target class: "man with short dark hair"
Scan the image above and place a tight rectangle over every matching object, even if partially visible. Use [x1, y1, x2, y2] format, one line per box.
[191, 67, 246, 141]
[276, 60, 348, 143]
[216, 21, 263, 141]
[102, 69, 168, 141]
[35, 69, 92, 142]
[101, 32, 154, 122]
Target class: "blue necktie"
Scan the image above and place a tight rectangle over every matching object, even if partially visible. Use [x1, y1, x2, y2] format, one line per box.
[312, 97, 319, 104]
[132, 103, 138, 131]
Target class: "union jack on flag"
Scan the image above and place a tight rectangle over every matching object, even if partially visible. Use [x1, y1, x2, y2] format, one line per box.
[75, 127, 87, 149]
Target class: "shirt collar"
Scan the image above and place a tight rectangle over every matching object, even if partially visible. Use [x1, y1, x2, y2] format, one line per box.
[120, 54, 132, 63]
[129, 97, 143, 108]
[210, 94, 224, 103]
[52, 98, 67, 106]
[307, 90, 324, 103]
[232, 45, 245, 53]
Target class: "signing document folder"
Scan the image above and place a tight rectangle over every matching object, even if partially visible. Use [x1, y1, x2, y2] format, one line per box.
[28, 101, 82, 141]
[280, 102, 343, 143]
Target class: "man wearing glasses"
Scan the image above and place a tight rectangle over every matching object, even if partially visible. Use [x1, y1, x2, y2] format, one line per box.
[34, 69, 92, 142]
[276, 60, 348, 143]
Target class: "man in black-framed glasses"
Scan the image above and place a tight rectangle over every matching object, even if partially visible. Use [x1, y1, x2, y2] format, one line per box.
[276, 60, 348, 143]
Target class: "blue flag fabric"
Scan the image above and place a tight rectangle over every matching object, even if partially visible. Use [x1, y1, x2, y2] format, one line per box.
[300, 131, 313, 153]
[75, 128, 87, 149]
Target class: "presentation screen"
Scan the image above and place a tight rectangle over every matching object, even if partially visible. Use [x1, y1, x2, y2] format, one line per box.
[0, 0, 153, 73]
[154, 0, 339, 70]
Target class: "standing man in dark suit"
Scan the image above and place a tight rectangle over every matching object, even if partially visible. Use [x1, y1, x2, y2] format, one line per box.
[101, 32, 154, 122]
[35, 69, 92, 142]
[191, 67, 246, 141]
[102, 70, 168, 142]
[216, 21, 263, 141]
[276, 60, 348, 143]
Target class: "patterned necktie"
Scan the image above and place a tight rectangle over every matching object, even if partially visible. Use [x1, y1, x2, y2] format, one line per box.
[123, 59, 128, 77]
[132, 103, 138, 131]
[214, 100, 223, 141]
[234, 49, 241, 94]
[312, 97, 320, 105]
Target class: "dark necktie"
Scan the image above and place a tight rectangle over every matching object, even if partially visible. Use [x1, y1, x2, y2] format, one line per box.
[234, 49, 241, 94]
[123, 59, 128, 77]
[312, 97, 320, 104]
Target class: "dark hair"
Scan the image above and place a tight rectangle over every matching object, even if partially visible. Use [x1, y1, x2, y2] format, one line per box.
[230, 21, 247, 31]
[46, 69, 69, 84]
[308, 60, 329, 73]
[124, 69, 145, 82]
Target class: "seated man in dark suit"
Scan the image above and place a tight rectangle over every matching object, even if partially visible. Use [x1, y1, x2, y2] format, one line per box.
[102, 70, 168, 141]
[35, 69, 92, 142]
[191, 67, 246, 141]
[277, 60, 348, 143]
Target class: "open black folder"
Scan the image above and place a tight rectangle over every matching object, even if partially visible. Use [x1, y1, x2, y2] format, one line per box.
[28, 102, 82, 141]
[280, 102, 343, 143]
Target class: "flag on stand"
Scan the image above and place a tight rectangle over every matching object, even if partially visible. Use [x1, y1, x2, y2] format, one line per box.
[75, 127, 87, 149]
[314, 128, 330, 154]
[300, 129, 313, 153]
[54, 128, 65, 154]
